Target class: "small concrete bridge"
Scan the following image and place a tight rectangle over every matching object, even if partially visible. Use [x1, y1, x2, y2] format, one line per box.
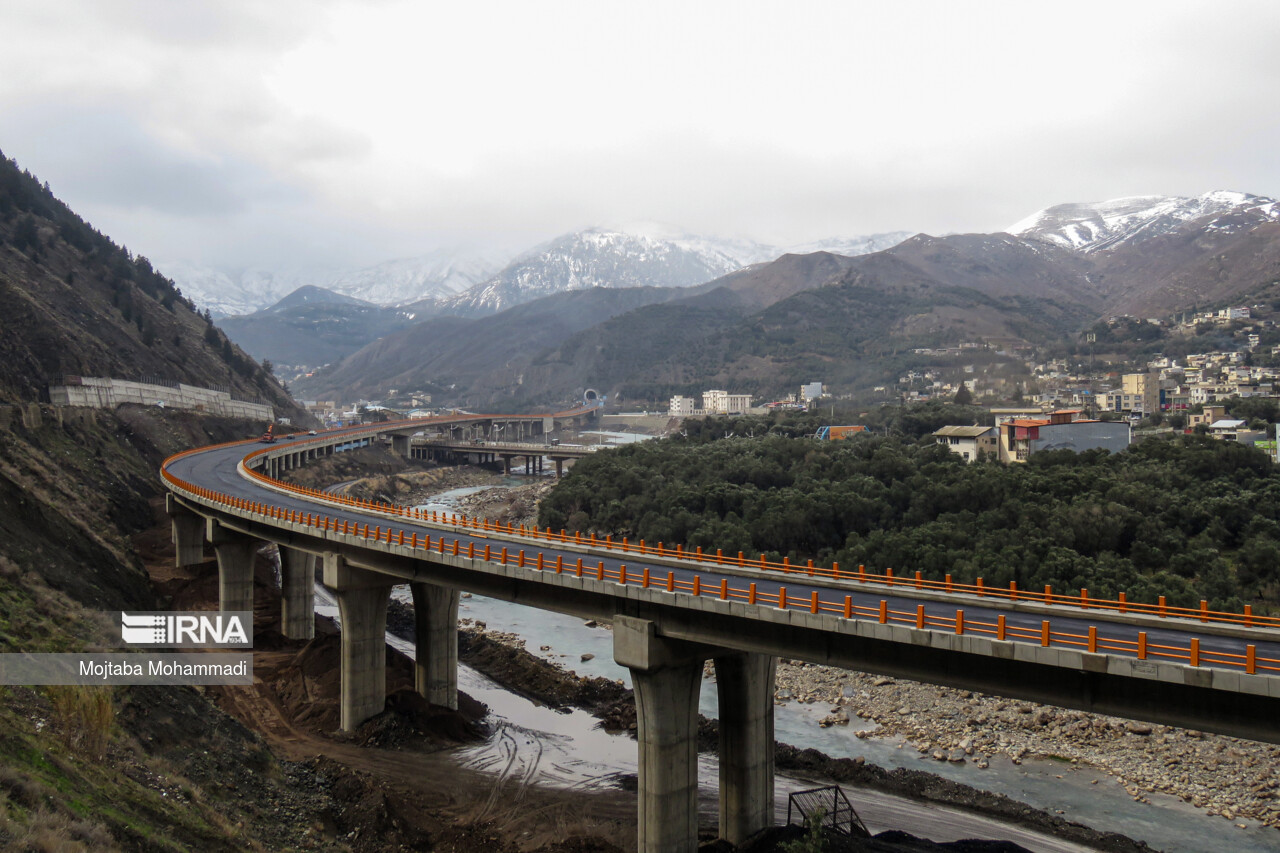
[162, 415, 1280, 853]
[411, 438, 596, 476]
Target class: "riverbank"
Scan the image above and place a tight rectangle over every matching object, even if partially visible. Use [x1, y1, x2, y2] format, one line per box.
[771, 664, 1280, 829]
[404, 604, 1151, 853]
[428, 470, 1280, 837]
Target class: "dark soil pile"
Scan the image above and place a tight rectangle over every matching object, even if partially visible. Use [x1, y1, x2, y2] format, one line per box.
[725, 824, 1034, 852]
[389, 599, 632, 715]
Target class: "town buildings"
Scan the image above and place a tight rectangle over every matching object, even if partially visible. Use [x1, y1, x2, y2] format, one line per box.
[935, 410, 1131, 463]
[932, 425, 998, 461]
[668, 390, 754, 417]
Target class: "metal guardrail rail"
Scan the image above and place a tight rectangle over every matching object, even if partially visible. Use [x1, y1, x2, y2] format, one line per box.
[159, 424, 1280, 677]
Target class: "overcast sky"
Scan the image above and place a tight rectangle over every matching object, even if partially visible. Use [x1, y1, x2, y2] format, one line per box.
[2, 0, 1279, 272]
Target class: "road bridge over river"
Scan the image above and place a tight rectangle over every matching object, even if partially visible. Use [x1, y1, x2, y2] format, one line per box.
[162, 412, 1280, 853]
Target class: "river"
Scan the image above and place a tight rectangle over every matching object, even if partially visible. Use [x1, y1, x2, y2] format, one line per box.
[318, 482, 1280, 852]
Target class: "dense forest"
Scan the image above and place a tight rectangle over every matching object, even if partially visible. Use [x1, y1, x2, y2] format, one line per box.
[539, 412, 1280, 612]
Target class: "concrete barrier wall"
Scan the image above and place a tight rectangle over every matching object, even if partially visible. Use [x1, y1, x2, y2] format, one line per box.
[50, 378, 272, 421]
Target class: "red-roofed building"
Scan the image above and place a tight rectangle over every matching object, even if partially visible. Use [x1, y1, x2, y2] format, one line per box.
[996, 409, 1130, 462]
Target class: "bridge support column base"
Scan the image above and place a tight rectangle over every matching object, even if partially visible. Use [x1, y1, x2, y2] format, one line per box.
[715, 653, 777, 844]
[208, 520, 258, 614]
[411, 582, 459, 709]
[614, 615, 712, 853]
[280, 547, 316, 640]
[167, 494, 205, 568]
[325, 554, 393, 732]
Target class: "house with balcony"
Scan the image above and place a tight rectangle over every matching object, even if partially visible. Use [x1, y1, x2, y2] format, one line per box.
[933, 425, 998, 462]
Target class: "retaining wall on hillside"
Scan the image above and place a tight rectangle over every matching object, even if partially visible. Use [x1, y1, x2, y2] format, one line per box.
[48, 377, 273, 421]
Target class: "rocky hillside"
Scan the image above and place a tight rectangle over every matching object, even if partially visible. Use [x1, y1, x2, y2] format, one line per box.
[0, 151, 300, 416]
[0, 152, 366, 850]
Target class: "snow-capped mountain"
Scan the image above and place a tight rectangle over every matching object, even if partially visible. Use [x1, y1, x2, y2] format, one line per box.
[440, 229, 751, 316]
[786, 232, 915, 258]
[319, 247, 512, 306]
[167, 227, 912, 319]
[440, 227, 914, 317]
[158, 261, 280, 318]
[166, 246, 511, 318]
[1006, 191, 1280, 253]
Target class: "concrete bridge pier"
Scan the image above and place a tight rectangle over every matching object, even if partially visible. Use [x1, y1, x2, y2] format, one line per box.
[279, 547, 317, 640]
[324, 554, 394, 731]
[208, 519, 258, 614]
[614, 615, 710, 853]
[714, 653, 777, 844]
[167, 494, 206, 567]
[411, 582, 460, 709]
[391, 434, 410, 457]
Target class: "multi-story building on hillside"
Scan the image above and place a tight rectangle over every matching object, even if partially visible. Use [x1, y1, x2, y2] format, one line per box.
[1188, 405, 1228, 429]
[701, 390, 753, 414]
[933, 425, 998, 462]
[1105, 371, 1160, 416]
[669, 395, 698, 417]
[997, 410, 1131, 463]
[800, 381, 825, 403]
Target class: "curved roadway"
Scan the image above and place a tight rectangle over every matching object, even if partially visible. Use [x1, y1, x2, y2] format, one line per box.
[164, 424, 1280, 676]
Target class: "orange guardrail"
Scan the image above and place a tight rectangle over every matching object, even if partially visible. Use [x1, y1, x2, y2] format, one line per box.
[161, 432, 1280, 677]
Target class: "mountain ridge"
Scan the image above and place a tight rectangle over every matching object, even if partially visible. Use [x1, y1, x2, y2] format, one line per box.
[1007, 190, 1280, 254]
[297, 194, 1280, 408]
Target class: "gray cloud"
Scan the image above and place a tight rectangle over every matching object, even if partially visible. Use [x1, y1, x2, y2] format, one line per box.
[0, 103, 302, 216]
[1, 1, 1279, 272]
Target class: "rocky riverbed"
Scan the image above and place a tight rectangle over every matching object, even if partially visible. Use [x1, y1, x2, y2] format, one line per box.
[424, 611, 1153, 853]
[770, 662, 1280, 830]
[450, 480, 554, 527]
[351, 464, 1280, 844]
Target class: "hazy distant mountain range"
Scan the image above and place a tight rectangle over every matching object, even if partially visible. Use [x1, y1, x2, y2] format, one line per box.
[173, 227, 912, 319]
[165, 245, 513, 318]
[210, 227, 911, 366]
[290, 190, 1280, 407]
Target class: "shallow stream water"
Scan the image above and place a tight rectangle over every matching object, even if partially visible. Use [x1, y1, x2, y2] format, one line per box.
[352, 482, 1280, 852]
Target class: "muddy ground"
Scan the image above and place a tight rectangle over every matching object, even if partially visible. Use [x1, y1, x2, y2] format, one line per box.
[138, 498, 635, 853]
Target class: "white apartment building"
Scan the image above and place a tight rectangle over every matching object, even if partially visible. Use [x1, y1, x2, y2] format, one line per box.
[701, 390, 753, 414]
[669, 395, 698, 417]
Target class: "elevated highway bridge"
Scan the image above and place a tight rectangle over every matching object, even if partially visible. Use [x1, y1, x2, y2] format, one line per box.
[161, 411, 1280, 853]
[410, 438, 596, 477]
